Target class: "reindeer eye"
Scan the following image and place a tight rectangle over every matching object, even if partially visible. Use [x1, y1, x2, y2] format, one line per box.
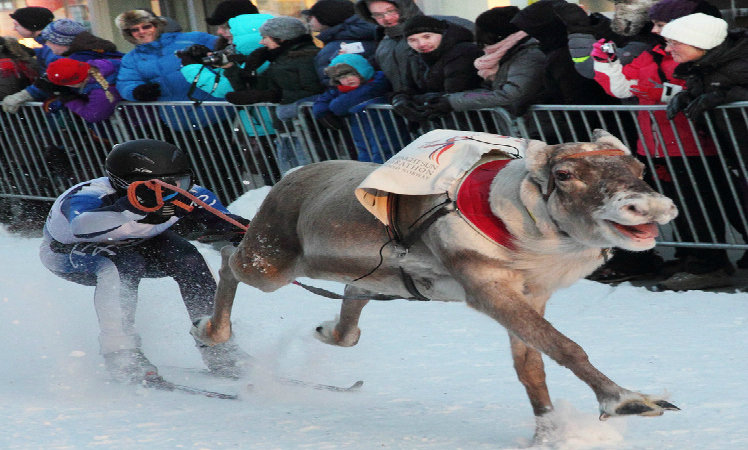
[555, 170, 572, 181]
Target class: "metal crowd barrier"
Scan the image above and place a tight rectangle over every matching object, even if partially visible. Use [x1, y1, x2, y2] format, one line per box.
[1, 100, 746, 250]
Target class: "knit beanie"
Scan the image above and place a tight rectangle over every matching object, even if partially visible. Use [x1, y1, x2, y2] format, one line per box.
[325, 53, 375, 82]
[114, 9, 167, 44]
[41, 19, 86, 46]
[403, 15, 448, 37]
[649, 0, 722, 22]
[661, 13, 727, 49]
[206, 0, 259, 26]
[46, 58, 90, 85]
[9, 7, 55, 32]
[304, 0, 355, 27]
[475, 6, 520, 46]
[259, 16, 308, 41]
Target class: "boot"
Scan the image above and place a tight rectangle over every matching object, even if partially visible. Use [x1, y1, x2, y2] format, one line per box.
[103, 349, 159, 383]
[195, 339, 252, 379]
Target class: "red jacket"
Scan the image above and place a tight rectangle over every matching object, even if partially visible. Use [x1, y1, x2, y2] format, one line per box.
[593, 45, 716, 158]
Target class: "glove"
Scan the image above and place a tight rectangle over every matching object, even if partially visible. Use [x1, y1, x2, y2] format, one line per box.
[553, 2, 592, 34]
[422, 96, 453, 119]
[410, 92, 443, 106]
[391, 94, 428, 123]
[231, 46, 270, 71]
[2, 89, 33, 113]
[684, 91, 727, 120]
[33, 75, 74, 96]
[591, 39, 616, 63]
[177, 44, 212, 65]
[225, 89, 280, 105]
[666, 91, 692, 120]
[317, 112, 346, 130]
[131, 83, 161, 101]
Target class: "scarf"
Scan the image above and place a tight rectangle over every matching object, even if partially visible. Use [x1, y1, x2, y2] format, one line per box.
[474, 31, 528, 82]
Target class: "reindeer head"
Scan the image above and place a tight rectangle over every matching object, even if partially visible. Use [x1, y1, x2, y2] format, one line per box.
[611, 0, 659, 36]
[524, 130, 677, 250]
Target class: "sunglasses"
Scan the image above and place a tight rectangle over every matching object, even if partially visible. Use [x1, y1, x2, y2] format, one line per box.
[126, 23, 155, 34]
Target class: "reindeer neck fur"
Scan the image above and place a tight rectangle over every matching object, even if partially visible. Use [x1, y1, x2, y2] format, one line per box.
[488, 160, 606, 290]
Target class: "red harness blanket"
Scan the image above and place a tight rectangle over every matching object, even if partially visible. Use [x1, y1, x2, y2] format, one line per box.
[456, 159, 515, 249]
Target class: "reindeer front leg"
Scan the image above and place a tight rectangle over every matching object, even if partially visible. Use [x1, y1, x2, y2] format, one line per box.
[191, 245, 238, 346]
[316, 285, 370, 347]
[461, 272, 678, 420]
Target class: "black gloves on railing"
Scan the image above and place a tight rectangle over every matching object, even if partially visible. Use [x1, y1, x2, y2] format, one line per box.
[317, 112, 346, 130]
[225, 89, 280, 105]
[132, 83, 161, 101]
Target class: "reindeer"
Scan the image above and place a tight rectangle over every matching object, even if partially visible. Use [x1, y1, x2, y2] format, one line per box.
[193, 130, 679, 437]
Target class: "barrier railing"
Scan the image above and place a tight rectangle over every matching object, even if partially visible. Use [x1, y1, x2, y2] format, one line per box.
[1, 100, 746, 250]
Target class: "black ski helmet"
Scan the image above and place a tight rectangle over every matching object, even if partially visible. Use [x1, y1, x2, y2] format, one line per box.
[105, 139, 192, 190]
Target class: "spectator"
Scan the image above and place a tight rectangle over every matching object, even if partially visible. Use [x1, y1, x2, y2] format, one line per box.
[205, 0, 260, 49]
[225, 16, 324, 174]
[0, 36, 38, 100]
[9, 6, 55, 64]
[441, 6, 545, 118]
[590, 1, 731, 287]
[304, 0, 377, 86]
[4, 18, 122, 113]
[44, 58, 122, 123]
[313, 53, 396, 163]
[354, 0, 473, 93]
[114, 9, 228, 130]
[39, 139, 251, 382]
[390, 16, 482, 124]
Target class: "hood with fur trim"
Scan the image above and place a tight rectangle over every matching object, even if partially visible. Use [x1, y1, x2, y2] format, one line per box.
[114, 9, 167, 44]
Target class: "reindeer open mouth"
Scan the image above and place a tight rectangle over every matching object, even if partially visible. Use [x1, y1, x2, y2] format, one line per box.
[608, 221, 659, 241]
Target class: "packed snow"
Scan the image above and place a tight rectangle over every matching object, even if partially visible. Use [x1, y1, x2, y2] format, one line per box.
[1, 187, 747, 449]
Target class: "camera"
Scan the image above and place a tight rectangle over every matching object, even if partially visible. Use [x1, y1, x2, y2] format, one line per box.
[201, 45, 236, 67]
[601, 42, 617, 55]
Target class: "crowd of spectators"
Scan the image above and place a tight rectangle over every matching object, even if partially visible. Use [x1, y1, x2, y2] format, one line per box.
[0, 0, 747, 290]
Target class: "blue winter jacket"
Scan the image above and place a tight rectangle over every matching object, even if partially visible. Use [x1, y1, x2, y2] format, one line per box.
[313, 71, 399, 163]
[314, 15, 377, 87]
[117, 32, 232, 130]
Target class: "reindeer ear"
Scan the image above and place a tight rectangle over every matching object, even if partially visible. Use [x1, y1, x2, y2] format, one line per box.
[592, 129, 631, 154]
[524, 140, 552, 175]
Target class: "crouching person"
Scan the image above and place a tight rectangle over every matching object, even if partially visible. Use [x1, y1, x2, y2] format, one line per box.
[39, 139, 251, 383]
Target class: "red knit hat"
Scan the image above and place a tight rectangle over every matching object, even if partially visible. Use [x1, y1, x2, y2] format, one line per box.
[46, 59, 90, 86]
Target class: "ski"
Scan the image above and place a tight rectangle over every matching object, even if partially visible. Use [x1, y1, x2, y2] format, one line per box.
[143, 373, 239, 400]
[275, 377, 364, 392]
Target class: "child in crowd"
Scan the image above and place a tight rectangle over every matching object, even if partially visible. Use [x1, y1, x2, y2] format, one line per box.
[313, 53, 397, 163]
[45, 58, 122, 123]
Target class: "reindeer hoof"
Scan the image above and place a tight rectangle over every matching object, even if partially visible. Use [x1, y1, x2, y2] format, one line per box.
[190, 316, 231, 346]
[600, 394, 680, 420]
[315, 319, 360, 347]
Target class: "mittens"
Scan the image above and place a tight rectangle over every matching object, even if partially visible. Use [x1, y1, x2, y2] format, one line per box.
[225, 89, 280, 105]
[131, 83, 161, 101]
[684, 91, 727, 120]
[2, 89, 33, 113]
[391, 94, 428, 123]
[666, 91, 692, 120]
[591, 39, 617, 63]
[317, 112, 346, 130]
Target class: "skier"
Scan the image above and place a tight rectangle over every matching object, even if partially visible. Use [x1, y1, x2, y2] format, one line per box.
[39, 139, 251, 383]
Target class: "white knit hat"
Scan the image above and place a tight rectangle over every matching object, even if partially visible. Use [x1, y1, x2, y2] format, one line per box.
[661, 13, 727, 50]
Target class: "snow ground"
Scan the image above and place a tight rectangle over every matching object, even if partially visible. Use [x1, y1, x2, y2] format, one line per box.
[1, 187, 747, 449]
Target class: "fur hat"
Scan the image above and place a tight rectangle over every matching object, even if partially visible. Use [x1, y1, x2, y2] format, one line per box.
[206, 1, 259, 26]
[114, 9, 167, 44]
[303, 0, 355, 27]
[9, 6, 54, 32]
[475, 6, 520, 46]
[259, 16, 308, 41]
[403, 15, 448, 37]
[661, 13, 727, 49]
[41, 19, 86, 46]
[46, 58, 90, 85]
[325, 53, 375, 83]
[649, 0, 721, 22]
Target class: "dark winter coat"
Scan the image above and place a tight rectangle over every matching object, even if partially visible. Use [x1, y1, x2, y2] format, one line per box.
[403, 23, 483, 95]
[446, 37, 545, 116]
[256, 35, 324, 105]
[0, 41, 37, 99]
[312, 71, 398, 163]
[354, 0, 474, 93]
[314, 15, 377, 86]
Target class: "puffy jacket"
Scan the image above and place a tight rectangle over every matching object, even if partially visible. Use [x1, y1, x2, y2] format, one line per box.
[446, 37, 545, 117]
[117, 32, 231, 130]
[403, 23, 482, 95]
[593, 45, 717, 157]
[313, 71, 398, 163]
[314, 15, 377, 86]
[58, 59, 122, 123]
[257, 35, 323, 105]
